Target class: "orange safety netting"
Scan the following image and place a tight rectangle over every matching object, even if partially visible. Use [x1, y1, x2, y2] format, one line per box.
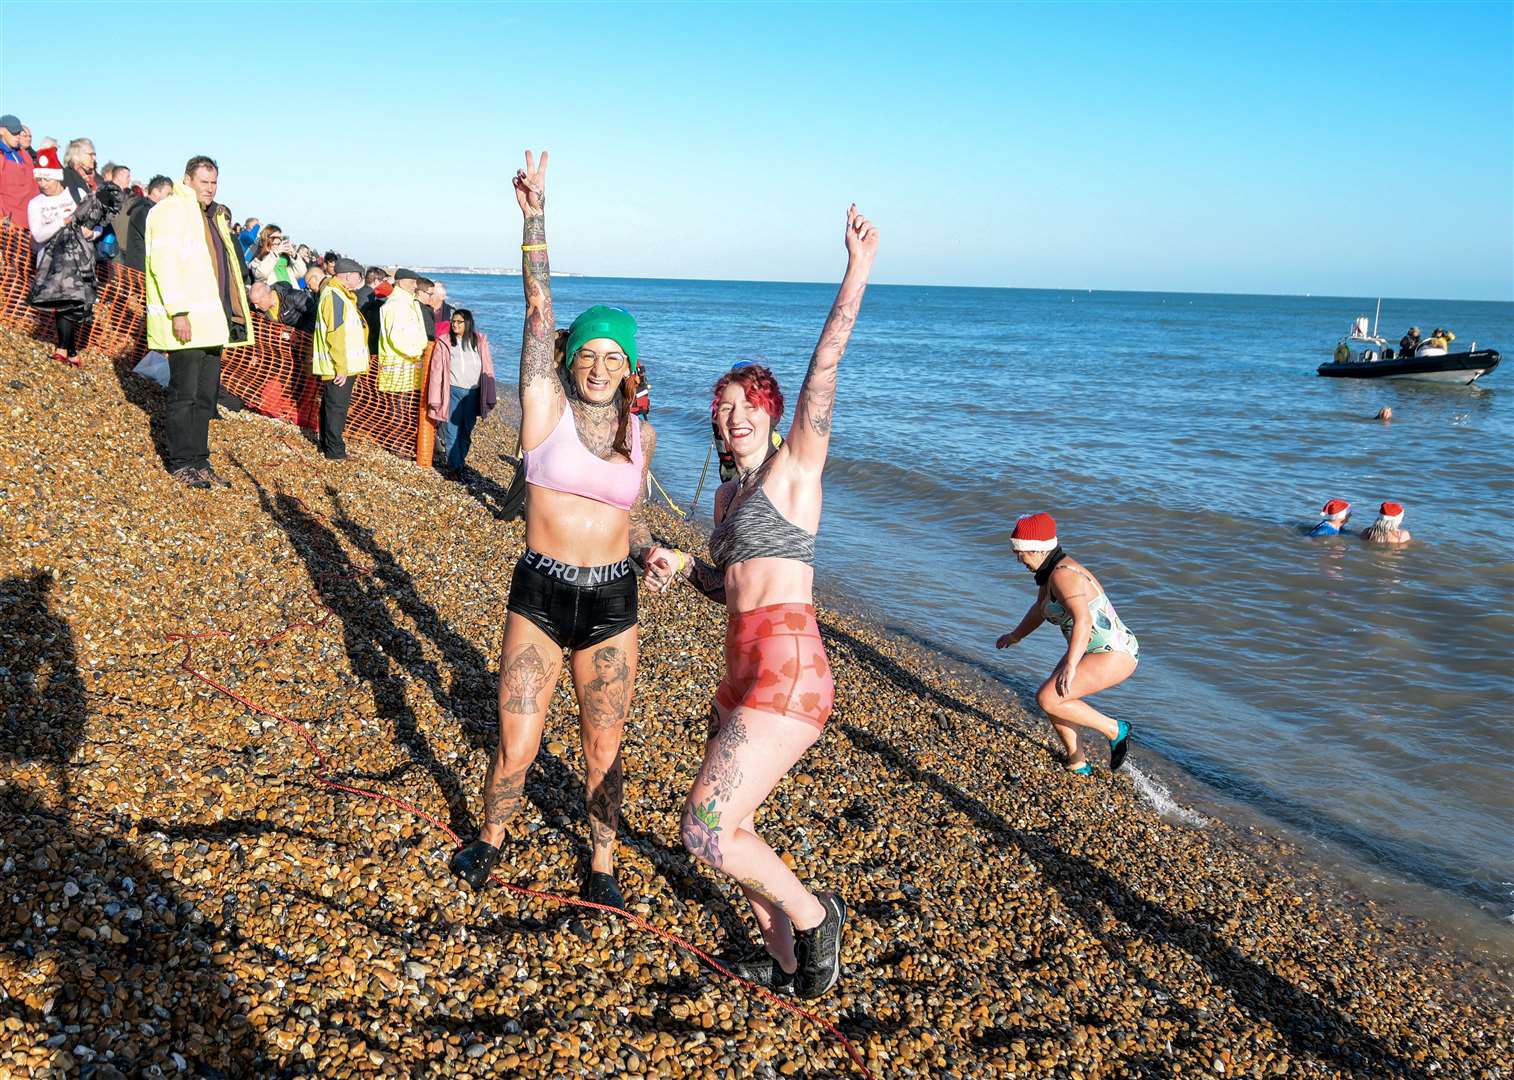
[0, 218, 428, 462]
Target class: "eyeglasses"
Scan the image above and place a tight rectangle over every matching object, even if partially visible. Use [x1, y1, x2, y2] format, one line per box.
[573, 349, 629, 372]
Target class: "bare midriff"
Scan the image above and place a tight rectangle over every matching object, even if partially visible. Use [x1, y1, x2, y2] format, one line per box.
[525, 485, 630, 566]
[722, 556, 815, 613]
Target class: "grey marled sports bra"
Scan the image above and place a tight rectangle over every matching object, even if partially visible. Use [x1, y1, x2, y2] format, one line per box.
[709, 487, 815, 570]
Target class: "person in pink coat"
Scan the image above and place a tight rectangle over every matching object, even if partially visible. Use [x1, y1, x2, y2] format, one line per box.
[426, 307, 497, 479]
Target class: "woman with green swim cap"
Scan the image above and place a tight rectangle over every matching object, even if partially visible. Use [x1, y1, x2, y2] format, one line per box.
[450, 151, 660, 910]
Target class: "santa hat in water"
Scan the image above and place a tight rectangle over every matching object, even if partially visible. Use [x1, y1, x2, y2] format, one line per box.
[1011, 512, 1059, 552]
[1378, 501, 1405, 528]
[1320, 498, 1351, 521]
[33, 145, 62, 182]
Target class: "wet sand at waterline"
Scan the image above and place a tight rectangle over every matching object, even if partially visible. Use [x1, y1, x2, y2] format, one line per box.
[1, 327, 1510, 1076]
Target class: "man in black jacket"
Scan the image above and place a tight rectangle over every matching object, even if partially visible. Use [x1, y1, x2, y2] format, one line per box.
[120, 175, 172, 272]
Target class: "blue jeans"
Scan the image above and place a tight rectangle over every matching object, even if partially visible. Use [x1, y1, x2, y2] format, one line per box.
[438, 384, 481, 472]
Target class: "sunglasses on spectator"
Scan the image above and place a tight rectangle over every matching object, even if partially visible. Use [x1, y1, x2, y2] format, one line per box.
[572, 349, 629, 372]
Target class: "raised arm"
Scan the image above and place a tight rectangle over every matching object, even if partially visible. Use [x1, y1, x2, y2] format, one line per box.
[515, 151, 565, 440]
[787, 204, 879, 471]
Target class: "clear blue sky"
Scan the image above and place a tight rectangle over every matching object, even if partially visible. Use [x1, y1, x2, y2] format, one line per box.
[3, 1, 1510, 299]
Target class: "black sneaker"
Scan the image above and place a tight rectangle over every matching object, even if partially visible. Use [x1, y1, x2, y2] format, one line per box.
[449, 838, 501, 891]
[718, 945, 796, 991]
[198, 466, 232, 489]
[170, 467, 210, 490]
[793, 891, 847, 999]
[581, 870, 625, 910]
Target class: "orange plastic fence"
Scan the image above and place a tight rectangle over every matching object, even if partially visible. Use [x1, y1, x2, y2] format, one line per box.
[0, 218, 426, 461]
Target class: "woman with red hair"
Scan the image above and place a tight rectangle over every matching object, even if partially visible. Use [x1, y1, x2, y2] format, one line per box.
[643, 205, 878, 1000]
[996, 512, 1138, 777]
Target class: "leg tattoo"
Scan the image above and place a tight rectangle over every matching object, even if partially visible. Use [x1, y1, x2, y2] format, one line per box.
[483, 761, 529, 828]
[707, 711, 747, 801]
[582, 644, 632, 731]
[501, 645, 548, 714]
[682, 797, 725, 868]
[586, 755, 624, 855]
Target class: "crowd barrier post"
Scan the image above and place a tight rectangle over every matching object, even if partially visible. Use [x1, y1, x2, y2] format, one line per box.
[415, 341, 436, 467]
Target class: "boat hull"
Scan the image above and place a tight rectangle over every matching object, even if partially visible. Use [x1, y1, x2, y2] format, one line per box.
[1317, 349, 1500, 384]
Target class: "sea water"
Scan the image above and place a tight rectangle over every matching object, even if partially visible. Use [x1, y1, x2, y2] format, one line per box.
[446, 274, 1514, 927]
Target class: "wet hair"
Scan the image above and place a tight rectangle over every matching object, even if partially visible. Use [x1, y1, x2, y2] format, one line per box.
[555, 328, 638, 459]
[146, 175, 173, 195]
[449, 308, 478, 352]
[183, 154, 218, 178]
[710, 363, 783, 422]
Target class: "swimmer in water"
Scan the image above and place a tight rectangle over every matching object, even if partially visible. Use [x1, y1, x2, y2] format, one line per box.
[642, 204, 879, 999]
[1309, 499, 1352, 537]
[996, 513, 1137, 776]
[1362, 501, 1412, 545]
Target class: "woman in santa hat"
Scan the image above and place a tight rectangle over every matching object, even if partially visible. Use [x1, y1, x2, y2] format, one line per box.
[996, 512, 1138, 775]
[1361, 501, 1411, 545]
[1309, 498, 1352, 537]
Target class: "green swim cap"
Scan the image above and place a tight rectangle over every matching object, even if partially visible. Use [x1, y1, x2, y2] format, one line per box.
[565, 305, 638, 372]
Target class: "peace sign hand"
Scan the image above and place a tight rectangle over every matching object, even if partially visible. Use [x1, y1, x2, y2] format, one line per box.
[844, 203, 879, 262]
[514, 150, 548, 217]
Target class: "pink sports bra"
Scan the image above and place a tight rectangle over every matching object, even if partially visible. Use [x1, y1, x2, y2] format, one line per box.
[523, 406, 643, 511]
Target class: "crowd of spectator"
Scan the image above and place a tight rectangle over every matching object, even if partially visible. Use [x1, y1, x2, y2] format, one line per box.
[1, 110, 488, 489]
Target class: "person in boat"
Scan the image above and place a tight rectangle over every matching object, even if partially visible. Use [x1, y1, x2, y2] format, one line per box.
[449, 152, 659, 911]
[1425, 328, 1455, 353]
[995, 512, 1137, 777]
[1399, 327, 1421, 358]
[641, 205, 879, 1000]
[1362, 501, 1411, 545]
[1309, 499, 1352, 536]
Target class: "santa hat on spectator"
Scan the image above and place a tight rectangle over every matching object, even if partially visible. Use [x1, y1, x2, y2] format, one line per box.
[1378, 501, 1405, 527]
[33, 146, 62, 182]
[1011, 512, 1059, 552]
[1320, 498, 1350, 521]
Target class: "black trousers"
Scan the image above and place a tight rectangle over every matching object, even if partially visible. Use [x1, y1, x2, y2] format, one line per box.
[320, 377, 353, 459]
[53, 303, 93, 357]
[166, 346, 222, 472]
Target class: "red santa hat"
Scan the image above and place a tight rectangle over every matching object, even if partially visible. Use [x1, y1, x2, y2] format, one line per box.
[1320, 498, 1351, 519]
[33, 145, 62, 182]
[1011, 512, 1059, 552]
[1379, 501, 1405, 525]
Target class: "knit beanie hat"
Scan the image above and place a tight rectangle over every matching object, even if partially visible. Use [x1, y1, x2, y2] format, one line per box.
[1011, 512, 1059, 552]
[565, 305, 639, 372]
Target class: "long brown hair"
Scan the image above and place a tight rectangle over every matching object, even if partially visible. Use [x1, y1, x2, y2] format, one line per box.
[557, 329, 639, 459]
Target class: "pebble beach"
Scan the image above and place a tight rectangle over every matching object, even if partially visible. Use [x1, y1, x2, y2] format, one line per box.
[2, 327, 1510, 1079]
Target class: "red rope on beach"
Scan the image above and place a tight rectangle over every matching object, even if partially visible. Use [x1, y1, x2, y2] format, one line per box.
[163, 595, 876, 1078]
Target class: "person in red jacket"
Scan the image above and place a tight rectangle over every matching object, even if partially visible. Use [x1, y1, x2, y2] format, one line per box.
[0, 114, 40, 226]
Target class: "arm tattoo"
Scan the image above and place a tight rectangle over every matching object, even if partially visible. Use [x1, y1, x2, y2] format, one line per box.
[519, 214, 562, 399]
[581, 645, 632, 731]
[500, 644, 548, 714]
[795, 286, 861, 439]
[483, 761, 529, 827]
[586, 755, 624, 854]
[683, 556, 727, 605]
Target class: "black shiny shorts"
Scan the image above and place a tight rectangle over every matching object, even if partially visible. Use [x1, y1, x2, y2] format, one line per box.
[505, 549, 639, 650]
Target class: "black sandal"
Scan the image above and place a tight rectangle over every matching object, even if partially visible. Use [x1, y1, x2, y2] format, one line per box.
[580, 870, 625, 910]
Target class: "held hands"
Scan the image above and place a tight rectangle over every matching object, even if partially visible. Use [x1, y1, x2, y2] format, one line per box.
[642, 545, 686, 594]
[514, 150, 548, 217]
[844, 204, 879, 262]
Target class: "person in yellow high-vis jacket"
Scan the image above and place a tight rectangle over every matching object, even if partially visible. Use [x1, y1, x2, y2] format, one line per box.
[313, 258, 370, 461]
[143, 154, 253, 490]
[377, 267, 428, 392]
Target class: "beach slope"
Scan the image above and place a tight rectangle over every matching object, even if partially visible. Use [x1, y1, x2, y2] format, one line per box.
[1, 328, 1508, 1078]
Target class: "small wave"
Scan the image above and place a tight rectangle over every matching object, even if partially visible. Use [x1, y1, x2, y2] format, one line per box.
[1126, 765, 1209, 828]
